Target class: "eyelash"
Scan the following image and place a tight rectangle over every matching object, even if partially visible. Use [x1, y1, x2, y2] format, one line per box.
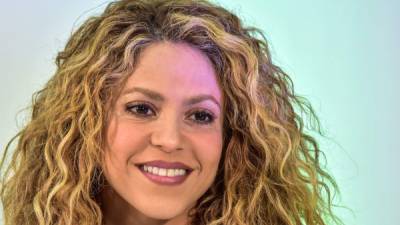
[125, 102, 216, 125]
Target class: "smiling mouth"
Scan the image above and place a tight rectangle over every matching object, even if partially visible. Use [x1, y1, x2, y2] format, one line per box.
[134, 160, 194, 172]
[135, 164, 193, 175]
[135, 164, 193, 186]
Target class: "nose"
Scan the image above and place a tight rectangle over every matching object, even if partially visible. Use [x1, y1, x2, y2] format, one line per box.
[150, 114, 184, 153]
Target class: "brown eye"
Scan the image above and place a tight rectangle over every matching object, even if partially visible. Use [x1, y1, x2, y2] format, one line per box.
[125, 103, 156, 117]
[190, 111, 215, 124]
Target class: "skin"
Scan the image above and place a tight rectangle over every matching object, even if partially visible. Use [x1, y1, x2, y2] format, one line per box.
[99, 41, 224, 225]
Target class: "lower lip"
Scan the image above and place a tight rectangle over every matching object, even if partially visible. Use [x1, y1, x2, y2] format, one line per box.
[137, 166, 192, 186]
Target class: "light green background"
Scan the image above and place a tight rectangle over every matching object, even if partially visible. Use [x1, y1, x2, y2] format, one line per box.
[0, 1, 398, 225]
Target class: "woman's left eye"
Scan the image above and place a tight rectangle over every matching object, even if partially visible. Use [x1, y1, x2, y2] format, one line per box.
[189, 111, 215, 124]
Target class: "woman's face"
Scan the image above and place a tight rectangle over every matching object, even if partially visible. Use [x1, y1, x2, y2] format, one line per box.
[101, 41, 223, 224]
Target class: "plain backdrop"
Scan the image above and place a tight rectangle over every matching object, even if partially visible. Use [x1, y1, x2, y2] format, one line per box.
[0, 1, 399, 225]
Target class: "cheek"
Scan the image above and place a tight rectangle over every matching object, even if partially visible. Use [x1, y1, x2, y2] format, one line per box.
[105, 117, 148, 165]
[195, 132, 223, 170]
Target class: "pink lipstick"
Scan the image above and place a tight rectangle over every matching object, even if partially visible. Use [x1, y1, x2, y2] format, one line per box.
[135, 160, 194, 186]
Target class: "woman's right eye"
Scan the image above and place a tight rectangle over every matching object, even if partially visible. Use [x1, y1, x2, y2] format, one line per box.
[125, 102, 156, 117]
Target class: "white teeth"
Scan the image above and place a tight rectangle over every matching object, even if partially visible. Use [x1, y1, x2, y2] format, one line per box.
[159, 168, 167, 176]
[152, 167, 159, 174]
[167, 168, 174, 176]
[143, 165, 187, 177]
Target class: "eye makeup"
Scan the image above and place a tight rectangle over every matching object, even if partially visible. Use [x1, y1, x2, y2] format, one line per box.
[124, 101, 216, 125]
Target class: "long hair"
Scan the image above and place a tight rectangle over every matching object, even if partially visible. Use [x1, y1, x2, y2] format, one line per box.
[0, 0, 343, 224]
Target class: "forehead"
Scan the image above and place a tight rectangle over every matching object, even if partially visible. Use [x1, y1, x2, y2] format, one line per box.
[123, 41, 222, 103]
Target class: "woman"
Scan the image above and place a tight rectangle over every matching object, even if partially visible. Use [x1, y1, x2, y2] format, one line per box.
[0, 0, 343, 225]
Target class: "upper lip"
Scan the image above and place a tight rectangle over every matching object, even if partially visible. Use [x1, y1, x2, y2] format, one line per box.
[136, 160, 194, 171]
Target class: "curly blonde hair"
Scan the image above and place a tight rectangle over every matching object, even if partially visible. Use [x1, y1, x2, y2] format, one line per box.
[0, 0, 343, 225]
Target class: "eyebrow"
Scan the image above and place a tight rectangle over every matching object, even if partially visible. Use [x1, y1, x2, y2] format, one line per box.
[122, 87, 221, 110]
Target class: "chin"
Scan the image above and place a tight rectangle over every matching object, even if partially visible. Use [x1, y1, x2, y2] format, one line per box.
[136, 201, 191, 220]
